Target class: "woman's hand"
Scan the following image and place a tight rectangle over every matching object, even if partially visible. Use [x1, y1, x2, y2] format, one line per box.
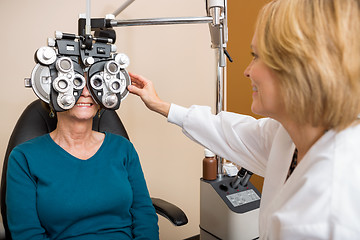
[128, 72, 171, 117]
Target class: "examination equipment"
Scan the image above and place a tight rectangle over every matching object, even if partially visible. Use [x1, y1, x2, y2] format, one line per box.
[24, 0, 231, 120]
[25, 15, 131, 112]
[200, 175, 260, 239]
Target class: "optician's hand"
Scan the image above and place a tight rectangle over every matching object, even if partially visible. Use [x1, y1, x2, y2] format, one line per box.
[128, 73, 171, 117]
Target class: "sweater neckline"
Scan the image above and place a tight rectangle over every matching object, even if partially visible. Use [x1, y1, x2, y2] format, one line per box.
[45, 132, 108, 162]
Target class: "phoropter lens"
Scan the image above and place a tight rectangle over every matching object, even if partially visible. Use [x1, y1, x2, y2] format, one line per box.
[93, 78, 102, 87]
[73, 78, 82, 87]
[56, 57, 73, 73]
[58, 79, 68, 89]
[109, 62, 118, 73]
[90, 75, 104, 90]
[106, 61, 120, 75]
[112, 81, 120, 91]
[60, 59, 71, 71]
[73, 74, 86, 90]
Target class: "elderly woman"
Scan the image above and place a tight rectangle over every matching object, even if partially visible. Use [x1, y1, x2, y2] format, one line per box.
[128, 0, 360, 239]
[6, 85, 159, 239]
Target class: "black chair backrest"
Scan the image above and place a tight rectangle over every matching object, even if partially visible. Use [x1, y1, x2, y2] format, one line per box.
[0, 99, 129, 239]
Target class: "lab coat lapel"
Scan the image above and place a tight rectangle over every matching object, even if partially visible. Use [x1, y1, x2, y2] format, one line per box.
[259, 125, 295, 237]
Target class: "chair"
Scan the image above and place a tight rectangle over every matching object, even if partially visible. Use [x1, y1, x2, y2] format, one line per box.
[0, 99, 188, 239]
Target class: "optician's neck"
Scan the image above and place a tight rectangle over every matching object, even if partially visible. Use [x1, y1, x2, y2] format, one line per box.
[282, 121, 326, 163]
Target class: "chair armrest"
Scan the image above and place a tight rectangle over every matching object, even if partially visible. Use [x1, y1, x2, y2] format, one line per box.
[151, 198, 188, 226]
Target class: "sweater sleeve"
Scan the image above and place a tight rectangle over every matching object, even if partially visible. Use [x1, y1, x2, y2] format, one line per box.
[126, 144, 159, 240]
[6, 148, 50, 240]
[168, 104, 281, 177]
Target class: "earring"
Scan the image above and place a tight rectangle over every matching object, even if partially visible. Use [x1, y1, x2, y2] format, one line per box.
[97, 108, 102, 118]
[49, 106, 55, 118]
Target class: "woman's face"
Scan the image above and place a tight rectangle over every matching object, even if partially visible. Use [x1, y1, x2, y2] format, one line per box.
[58, 85, 99, 121]
[244, 34, 285, 121]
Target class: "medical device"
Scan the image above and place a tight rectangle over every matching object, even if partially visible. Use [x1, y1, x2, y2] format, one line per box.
[200, 174, 260, 239]
[24, 0, 230, 113]
[25, 14, 131, 112]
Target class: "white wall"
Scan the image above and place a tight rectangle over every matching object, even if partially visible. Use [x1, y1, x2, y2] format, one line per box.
[0, 0, 216, 239]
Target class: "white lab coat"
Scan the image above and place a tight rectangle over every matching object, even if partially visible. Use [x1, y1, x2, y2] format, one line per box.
[168, 104, 360, 239]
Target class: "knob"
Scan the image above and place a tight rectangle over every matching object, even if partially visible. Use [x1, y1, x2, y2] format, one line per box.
[36, 47, 57, 65]
[61, 95, 74, 106]
[84, 57, 95, 66]
[115, 53, 130, 68]
[47, 38, 56, 47]
[55, 31, 63, 40]
[105, 94, 118, 107]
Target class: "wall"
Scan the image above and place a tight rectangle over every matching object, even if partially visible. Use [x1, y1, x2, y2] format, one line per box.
[227, 0, 270, 192]
[0, 0, 215, 239]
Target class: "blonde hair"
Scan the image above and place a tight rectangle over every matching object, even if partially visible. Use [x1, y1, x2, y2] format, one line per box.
[256, 0, 360, 130]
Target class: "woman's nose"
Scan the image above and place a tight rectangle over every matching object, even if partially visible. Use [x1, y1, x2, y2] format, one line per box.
[81, 85, 91, 97]
[244, 64, 251, 78]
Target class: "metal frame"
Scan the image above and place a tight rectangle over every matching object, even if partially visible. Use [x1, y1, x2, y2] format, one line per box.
[109, 0, 229, 176]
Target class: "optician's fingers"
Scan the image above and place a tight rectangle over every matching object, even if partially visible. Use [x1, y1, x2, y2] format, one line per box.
[128, 72, 146, 95]
[127, 84, 142, 96]
[128, 72, 170, 117]
[128, 72, 155, 98]
[129, 72, 157, 94]
[129, 72, 147, 88]
[128, 81, 142, 91]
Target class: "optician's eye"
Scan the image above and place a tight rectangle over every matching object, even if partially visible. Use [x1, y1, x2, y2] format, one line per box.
[251, 52, 259, 60]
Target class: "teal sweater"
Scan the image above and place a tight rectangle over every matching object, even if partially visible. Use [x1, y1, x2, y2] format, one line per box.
[6, 132, 159, 240]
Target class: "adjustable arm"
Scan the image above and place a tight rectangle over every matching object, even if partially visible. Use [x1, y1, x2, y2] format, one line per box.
[113, 0, 136, 17]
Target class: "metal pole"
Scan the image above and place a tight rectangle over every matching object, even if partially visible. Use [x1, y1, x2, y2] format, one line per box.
[85, 0, 91, 35]
[216, 58, 224, 115]
[215, 24, 226, 178]
[113, 0, 136, 17]
[110, 16, 213, 27]
[216, 51, 226, 178]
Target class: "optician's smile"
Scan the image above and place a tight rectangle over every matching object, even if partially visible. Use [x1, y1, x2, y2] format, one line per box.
[252, 84, 258, 94]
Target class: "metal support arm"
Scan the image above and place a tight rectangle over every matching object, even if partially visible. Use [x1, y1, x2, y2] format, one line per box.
[110, 16, 213, 27]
